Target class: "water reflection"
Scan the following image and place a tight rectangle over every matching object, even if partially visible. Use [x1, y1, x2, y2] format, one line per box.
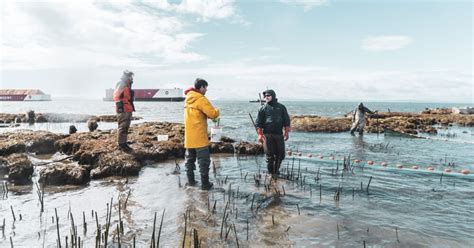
[351, 135, 368, 160]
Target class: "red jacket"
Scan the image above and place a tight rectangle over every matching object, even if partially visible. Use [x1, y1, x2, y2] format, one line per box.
[113, 85, 134, 113]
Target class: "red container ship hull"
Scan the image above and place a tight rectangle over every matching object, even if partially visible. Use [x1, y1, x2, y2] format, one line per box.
[104, 88, 184, 102]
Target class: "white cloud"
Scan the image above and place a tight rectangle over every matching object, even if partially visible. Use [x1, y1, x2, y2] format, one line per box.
[1, 62, 471, 103]
[143, 0, 235, 19]
[280, 0, 329, 11]
[176, 0, 236, 21]
[143, 0, 248, 24]
[361, 35, 413, 51]
[0, 0, 241, 70]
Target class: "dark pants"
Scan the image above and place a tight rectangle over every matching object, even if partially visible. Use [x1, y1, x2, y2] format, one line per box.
[350, 119, 366, 135]
[263, 133, 285, 175]
[117, 112, 132, 145]
[185, 146, 211, 181]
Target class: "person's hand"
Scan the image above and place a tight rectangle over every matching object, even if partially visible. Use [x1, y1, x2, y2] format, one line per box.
[284, 126, 290, 141]
[257, 128, 265, 143]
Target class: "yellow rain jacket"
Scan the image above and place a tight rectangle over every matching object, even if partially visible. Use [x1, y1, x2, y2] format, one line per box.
[184, 90, 220, 148]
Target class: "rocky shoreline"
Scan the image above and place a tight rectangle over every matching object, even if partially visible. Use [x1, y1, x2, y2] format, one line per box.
[0, 111, 142, 124]
[0, 122, 263, 186]
[291, 110, 474, 134]
[2, 108, 472, 186]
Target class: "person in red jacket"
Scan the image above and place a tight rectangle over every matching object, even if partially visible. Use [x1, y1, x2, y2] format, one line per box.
[113, 70, 135, 151]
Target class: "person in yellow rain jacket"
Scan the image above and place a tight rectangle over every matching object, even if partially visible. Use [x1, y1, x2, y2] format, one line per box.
[184, 78, 220, 190]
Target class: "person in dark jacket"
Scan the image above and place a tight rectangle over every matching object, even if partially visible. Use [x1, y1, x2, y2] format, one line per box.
[350, 102, 375, 135]
[255, 89, 291, 178]
[113, 70, 135, 151]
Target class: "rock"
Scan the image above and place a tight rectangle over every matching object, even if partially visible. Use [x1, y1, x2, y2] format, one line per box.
[69, 125, 77, 134]
[235, 141, 264, 155]
[69, 139, 111, 165]
[130, 141, 185, 162]
[1, 130, 62, 155]
[0, 113, 20, 123]
[35, 114, 48, 123]
[292, 116, 351, 132]
[87, 119, 98, 132]
[421, 108, 452, 115]
[25, 132, 62, 154]
[293, 111, 474, 135]
[0, 139, 26, 156]
[97, 115, 142, 122]
[0, 157, 8, 175]
[219, 136, 235, 143]
[0, 112, 142, 123]
[97, 115, 117, 122]
[457, 118, 474, 126]
[39, 162, 90, 185]
[0, 153, 33, 184]
[90, 152, 141, 179]
[56, 122, 186, 179]
[1, 121, 267, 183]
[209, 142, 235, 153]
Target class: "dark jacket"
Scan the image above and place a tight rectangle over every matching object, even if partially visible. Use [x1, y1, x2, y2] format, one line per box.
[352, 103, 373, 122]
[256, 91, 290, 135]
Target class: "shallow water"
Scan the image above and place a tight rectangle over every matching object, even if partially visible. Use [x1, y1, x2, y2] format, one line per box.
[1, 100, 473, 246]
[2, 154, 472, 247]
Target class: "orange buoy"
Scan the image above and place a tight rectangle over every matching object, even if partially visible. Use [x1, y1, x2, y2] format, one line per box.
[396, 164, 403, 169]
[412, 165, 419, 169]
[460, 169, 470, 175]
[367, 160, 374, 165]
[287, 151, 292, 156]
[444, 168, 451, 173]
[380, 162, 387, 166]
[307, 153, 313, 158]
[329, 156, 334, 160]
[427, 167, 434, 171]
[354, 159, 361, 163]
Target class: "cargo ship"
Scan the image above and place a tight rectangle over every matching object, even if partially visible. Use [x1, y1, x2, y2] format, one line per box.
[0, 89, 51, 101]
[103, 88, 185, 102]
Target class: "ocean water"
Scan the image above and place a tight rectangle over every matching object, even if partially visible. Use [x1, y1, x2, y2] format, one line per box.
[0, 99, 473, 247]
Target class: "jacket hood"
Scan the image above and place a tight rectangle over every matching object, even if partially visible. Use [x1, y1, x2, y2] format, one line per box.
[115, 80, 128, 90]
[185, 90, 204, 104]
[184, 87, 198, 95]
[263, 89, 277, 104]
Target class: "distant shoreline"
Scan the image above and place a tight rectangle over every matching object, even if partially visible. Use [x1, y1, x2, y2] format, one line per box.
[2, 97, 472, 105]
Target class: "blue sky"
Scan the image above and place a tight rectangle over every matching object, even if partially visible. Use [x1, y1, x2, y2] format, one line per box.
[1, 0, 472, 102]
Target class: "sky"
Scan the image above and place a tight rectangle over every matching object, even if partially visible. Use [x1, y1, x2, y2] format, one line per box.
[0, 0, 472, 103]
